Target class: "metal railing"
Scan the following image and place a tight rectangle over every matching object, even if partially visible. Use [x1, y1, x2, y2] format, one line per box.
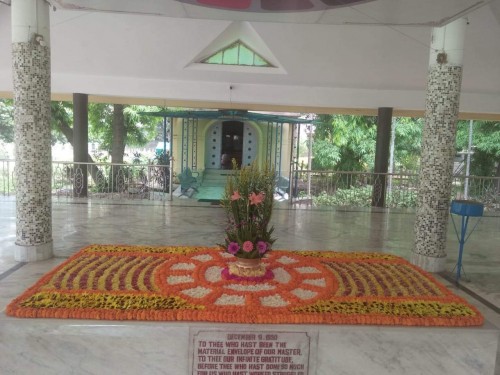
[2, 159, 499, 211]
[1, 159, 172, 203]
[290, 169, 500, 212]
[1, 159, 15, 196]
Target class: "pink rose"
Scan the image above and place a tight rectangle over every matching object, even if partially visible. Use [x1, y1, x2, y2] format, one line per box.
[242, 241, 254, 252]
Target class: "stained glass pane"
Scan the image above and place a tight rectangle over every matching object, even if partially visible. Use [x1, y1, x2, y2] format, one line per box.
[201, 40, 274, 67]
[239, 44, 254, 66]
[221, 44, 237, 65]
[204, 52, 223, 64]
[253, 54, 268, 66]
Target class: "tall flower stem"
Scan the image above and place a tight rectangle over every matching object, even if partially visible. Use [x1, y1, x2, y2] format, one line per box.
[220, 160, 276, 259]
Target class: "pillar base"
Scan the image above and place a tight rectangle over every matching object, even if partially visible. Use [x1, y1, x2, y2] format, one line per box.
[410, 251, 446, 273]
[15, 241, 53, 262]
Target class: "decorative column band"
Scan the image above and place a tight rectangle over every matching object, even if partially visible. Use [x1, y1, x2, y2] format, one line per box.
[274, 122, 283, 177]
[181, 118, 189, 172]
[266, 121, 273, 167]
[191, 118, 198, 171]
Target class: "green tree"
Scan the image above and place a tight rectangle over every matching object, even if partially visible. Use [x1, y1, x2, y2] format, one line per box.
[51, 101, 108, 186]
[456, 120, 500, 177]
[51, 101, 161, 189]
[312, 114, 423, 173]
[86, 103, 162, 190]
[1, 99, 160, 159]
[88, 103, 159, 163]
[51, 101, 75, 144]
[393, 117, 422, 173]
[1, 99, 71, 145]
[312, 114, 377, 171]
[0, 99, 14, 143]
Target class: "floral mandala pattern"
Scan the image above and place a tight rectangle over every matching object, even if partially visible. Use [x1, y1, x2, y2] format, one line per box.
[6, 245, 484, 326]
[160, 251, 335, 309]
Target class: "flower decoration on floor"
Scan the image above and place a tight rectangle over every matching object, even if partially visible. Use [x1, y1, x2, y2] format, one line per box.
[220, 160, 276, 276]
[6, 245, 485, 327]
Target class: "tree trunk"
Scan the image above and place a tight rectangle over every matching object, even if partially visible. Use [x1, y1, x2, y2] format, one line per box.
[110, 104, 127, 191]
[111, 104, 126, 164]
[55, 117, 103, 186]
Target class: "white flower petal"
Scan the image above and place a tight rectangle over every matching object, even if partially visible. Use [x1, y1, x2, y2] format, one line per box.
[272, 267, 292, 284]
[292, 288, 318, 300]
[170, 262, 195, 270]
[225, 284, 275, 292]
[192, 254, 214, 262]
[214, 294, 245, 306]
[295, 266, 321, 274]
[205, 266, 224, 282]
[303, 278, 326, 287]
[166, 275, 194, 285]
[277, 256, 299, 265]
[260, 294, 289, 307]
[181, 287, 212, 298]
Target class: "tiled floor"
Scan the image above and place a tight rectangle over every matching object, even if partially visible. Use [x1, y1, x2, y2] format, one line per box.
[1, 197, 499, 374]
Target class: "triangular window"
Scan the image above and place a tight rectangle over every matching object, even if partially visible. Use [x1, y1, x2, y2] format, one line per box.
[201, 40, 274, 67]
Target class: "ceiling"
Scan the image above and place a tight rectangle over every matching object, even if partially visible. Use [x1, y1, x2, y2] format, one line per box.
[1, 0, 499, 117]
[51, 0, 492, 27]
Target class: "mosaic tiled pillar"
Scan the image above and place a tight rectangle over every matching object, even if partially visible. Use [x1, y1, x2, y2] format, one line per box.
[411, 19, 467, 272]
[12, 0, 53, 261]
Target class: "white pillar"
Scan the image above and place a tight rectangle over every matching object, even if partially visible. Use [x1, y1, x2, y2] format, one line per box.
[428, 19, 466, 67]
[464, 119, 474, 199]
[12, 0, 51, 44]
[12, 0, 53, 261]
[387, 118, 396, 194]
[411, 18, 467, 272]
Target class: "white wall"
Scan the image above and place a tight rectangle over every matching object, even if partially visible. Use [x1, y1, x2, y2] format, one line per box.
[1, 5, 499, 116]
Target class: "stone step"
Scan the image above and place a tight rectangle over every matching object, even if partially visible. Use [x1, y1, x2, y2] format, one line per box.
[202, 170, 233, 186]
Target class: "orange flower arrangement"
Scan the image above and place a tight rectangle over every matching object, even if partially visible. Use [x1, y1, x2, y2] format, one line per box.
[220, 160, 276, 260]
[5, 245, 484, 327]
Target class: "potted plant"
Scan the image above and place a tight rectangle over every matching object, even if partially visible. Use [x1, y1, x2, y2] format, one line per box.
[220, 160, 276, 277]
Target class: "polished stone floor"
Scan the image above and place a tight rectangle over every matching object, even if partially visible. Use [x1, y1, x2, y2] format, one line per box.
[1, 197, 499, 374]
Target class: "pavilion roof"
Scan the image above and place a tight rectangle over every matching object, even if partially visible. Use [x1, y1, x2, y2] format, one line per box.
[141, 109, 314, 124]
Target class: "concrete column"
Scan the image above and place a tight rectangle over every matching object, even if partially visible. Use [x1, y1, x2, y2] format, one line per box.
[411, 18, 467, 272]
[73, 93, 88, 197]
[12, 0, 52, 261]
[372, 107, 392, 207]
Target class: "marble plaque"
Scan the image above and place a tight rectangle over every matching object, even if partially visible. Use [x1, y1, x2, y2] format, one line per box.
[190, 329, 317, 375]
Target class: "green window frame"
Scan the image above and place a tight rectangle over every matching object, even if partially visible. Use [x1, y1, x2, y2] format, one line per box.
[201, 40, 274, 67]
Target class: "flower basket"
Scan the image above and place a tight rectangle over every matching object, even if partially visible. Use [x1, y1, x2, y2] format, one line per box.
[227, 257, 267, 279]
[220, 160, 276, 277]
